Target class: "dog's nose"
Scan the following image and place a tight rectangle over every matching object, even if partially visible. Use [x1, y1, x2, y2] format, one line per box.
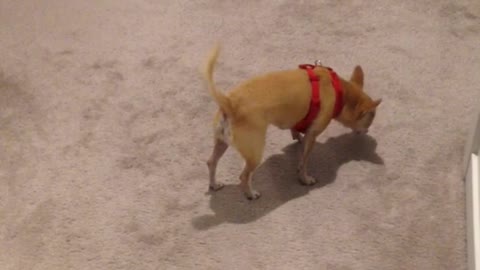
[354, 129, 368, 135]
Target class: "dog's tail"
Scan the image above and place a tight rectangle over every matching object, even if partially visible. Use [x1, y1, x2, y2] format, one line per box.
[203, 44, 234, 117]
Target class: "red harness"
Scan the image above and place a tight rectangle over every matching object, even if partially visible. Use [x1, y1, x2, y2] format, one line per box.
[293, 64, 344, 133]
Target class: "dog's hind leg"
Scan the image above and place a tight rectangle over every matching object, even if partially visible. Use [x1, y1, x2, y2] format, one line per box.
[207, 139, 228, 191]
[233, 125, 266, 200]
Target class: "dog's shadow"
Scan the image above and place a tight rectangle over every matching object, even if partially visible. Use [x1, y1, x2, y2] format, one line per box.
[192, 133, 384, 230]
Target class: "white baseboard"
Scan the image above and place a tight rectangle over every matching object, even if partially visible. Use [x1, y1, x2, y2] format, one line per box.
[467, 154, 480, 270]
[465, 109, 480, 176]
[466, 108, 480, 270]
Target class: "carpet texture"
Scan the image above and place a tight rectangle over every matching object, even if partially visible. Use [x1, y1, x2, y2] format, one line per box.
[1, 0, 480, 269]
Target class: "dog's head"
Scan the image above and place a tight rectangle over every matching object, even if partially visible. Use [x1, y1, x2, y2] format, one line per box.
[336, 66, 381, 134]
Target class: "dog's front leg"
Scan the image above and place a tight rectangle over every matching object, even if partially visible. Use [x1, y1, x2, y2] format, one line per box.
[297, 132, 317, 185]
[290, 129, 303, 143]
[297, 117, 331, 185]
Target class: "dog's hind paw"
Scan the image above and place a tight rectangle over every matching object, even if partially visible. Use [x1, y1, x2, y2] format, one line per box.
[245, 190, 261, 200]
[209, 183, 225, 191]
[300, 175, 317, 186]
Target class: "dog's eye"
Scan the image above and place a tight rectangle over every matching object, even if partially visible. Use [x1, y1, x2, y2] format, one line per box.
[357, 112, 366, 120]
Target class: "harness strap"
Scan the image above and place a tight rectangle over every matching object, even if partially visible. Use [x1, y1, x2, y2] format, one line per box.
[293, 64, 320, 133]
[327, 68, 344, 118]
[293, 64, 344, 133]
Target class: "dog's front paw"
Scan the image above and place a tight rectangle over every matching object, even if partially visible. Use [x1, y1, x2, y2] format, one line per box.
[209, 182, 225, 191]
[245, 190, 261, 200]
[300, 175, 317, 186]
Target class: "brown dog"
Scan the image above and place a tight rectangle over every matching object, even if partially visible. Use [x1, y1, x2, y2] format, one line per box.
[203, 45, 381, 200]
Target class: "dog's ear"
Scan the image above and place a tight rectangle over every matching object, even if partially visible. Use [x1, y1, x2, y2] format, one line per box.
[366, 99, 382, 112]
[372, 98, 382, 108]
[355, 99, 381, 119]
[350, 65, 364, 88]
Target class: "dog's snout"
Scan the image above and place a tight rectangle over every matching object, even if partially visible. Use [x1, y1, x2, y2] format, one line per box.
[354, 128, 368, 135]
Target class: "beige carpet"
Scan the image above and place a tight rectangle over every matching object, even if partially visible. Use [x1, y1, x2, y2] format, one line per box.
[1, 0, 480, 269]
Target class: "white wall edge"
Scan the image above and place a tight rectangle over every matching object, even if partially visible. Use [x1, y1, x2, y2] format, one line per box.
[464, 109, 480, 176]
[465, 106, 480, 270]
[467, 154, 480, 270]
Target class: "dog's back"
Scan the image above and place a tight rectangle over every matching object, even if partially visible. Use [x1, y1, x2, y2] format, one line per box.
[226, 69, 313, 129]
